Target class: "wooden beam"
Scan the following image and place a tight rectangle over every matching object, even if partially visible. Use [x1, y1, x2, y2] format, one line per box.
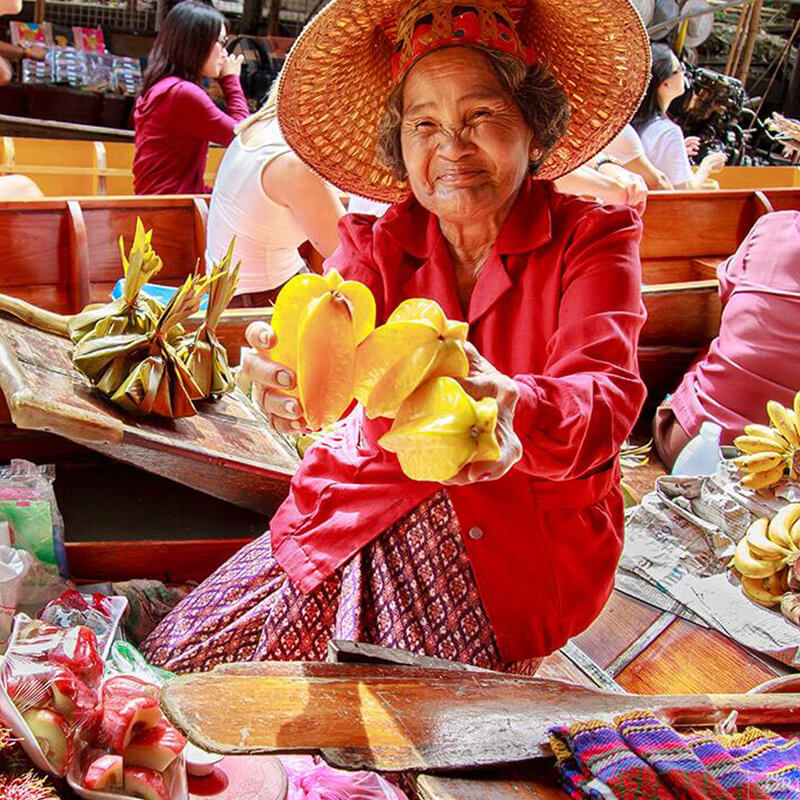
[267, 0, 282, 36]
[65, 200, 91, 311]
[242, 0, 263, 34]
[737, 0, 763, 88]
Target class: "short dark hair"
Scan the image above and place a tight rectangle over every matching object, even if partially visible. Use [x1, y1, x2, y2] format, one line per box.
[142, 1, 225, 93]
[377, 47, 571, 180]
[631, 43, 677, 134]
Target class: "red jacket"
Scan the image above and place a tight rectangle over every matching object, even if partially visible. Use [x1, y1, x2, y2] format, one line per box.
[133, 75, 249, 195]
[270, 178, 647, 661]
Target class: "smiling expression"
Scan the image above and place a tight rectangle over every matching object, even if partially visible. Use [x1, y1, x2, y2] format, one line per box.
[400, 47, 534, 225]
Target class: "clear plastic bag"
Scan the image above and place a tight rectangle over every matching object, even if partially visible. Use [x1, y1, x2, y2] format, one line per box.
[0, 459, 67, 577]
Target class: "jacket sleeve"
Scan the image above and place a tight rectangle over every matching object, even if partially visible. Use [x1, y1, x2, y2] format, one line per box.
[324, 213, 387, 321]
[168, 76, 249, 146]
[511, 204, 647, 480]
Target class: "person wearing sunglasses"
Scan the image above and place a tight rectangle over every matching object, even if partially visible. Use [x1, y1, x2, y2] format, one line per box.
[133, 0, 247, 195]
[632, 43, 726, 191]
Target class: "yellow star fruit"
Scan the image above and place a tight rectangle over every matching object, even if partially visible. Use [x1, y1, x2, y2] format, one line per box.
[379, 376, 501, 482]
[269, 269, 375, 430]
[354, 298, 469, 419]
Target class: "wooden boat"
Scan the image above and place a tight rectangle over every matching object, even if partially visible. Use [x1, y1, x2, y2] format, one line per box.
[0, 193, 796, 800]
[716, 165, 800, 190]
[0, 131, 225, 196]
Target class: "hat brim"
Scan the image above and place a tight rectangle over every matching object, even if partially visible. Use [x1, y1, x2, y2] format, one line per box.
[277, 0, 651, 203]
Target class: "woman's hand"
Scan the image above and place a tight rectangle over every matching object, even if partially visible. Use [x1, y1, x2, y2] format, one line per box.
[698, 151, 727, 179]
[445, 342, 523, 485]
[220, 52, 244, 78]
[241, 321, 308, 434]
[684, 136, 701, 158]
[596, 163, 648, 214]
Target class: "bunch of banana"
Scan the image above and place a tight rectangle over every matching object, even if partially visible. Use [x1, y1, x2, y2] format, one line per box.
[269, 268, 375, 430]
[730, 504, 800, 607]
[354, 298, 469, 419]
[733, 392, 800, 490]
[379, 376, 500, 482]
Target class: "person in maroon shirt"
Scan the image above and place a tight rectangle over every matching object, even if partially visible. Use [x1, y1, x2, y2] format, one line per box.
[133, 1, 248, 195]
[141, 0, 650, 673]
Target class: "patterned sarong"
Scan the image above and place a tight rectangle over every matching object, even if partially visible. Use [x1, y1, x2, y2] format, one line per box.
[549, 712, 800, 800]
[141, 490, 541, 675]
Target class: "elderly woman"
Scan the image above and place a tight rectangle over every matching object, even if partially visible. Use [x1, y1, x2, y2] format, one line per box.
[142, 0, 650, 673]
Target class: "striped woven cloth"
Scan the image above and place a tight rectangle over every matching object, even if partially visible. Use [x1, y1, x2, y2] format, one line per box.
[549, 711, 800, 800]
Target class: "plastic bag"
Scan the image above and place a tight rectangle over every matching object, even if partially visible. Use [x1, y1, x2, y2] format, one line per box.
[0, 544, 32, 643]
[282, 756, 409, 800]
[0, 616, 104, 776]
[40, 590, 128, 659]
[0, 460, 67, 578]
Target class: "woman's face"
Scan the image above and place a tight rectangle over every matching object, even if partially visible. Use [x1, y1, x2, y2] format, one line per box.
[400, 47, 534, 225]
[658, 53, 686, 107]
[200, 24, 227, 79]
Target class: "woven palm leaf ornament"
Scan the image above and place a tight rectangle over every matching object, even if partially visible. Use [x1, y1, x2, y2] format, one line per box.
[177, 239, 241, 398]
[73, 273, 218, 418]
[67, 218, 165, 345]
[0, 216, 241, 419]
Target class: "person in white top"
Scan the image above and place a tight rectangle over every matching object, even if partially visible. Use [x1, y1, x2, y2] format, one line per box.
[632, 43, 726, 191]
[206, 87, 345, 307]
[602, 123, 672, 190]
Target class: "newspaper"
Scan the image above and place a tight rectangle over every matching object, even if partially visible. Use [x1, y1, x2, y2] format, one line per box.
[621, 463, 800, 668]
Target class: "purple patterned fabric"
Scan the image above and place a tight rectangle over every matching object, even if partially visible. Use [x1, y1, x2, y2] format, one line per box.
[141, 490, 541, 675]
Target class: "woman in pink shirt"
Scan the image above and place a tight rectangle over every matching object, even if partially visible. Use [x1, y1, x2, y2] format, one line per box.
[133, 1, 249, 195]
[655, 211, 800, 467]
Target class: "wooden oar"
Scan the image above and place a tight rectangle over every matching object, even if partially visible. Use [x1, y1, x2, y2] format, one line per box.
[160, 662, 800, 773]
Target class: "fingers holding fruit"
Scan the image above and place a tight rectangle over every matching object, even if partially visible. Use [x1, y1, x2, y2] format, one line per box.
[446, 342, 522, 485]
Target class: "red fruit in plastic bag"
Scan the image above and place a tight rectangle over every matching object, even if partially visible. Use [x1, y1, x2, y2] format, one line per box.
[83, 752, 124, 791]
[47, 626, 103, 687]
[103, 675, 159, 699]
[124, 719, 187, 772]
[123, 766, 169, 800]
[22, 707, 73, 774]
[50, 666, 96, 721]
[98, 693, 162, 752]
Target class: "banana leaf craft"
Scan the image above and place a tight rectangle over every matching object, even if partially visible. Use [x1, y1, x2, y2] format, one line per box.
[73, 274, 216, 419]
[67, 218, 165, 344]
[177, 240, 241, 398]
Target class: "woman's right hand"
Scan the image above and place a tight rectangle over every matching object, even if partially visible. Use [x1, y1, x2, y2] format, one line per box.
[241, 322, 308, 434]
[698, 151, 727, 178]
[220, 52, 244, 78]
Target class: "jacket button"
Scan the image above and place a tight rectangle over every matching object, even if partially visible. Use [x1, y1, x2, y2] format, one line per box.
[468, 526, 483, 540]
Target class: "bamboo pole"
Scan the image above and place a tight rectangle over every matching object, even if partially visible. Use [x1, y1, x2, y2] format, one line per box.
[737, 0, 764, 88]
[725, 4, 750, 75]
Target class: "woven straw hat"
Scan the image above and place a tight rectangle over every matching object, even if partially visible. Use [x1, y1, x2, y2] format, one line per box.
[277, 0, 651, 202]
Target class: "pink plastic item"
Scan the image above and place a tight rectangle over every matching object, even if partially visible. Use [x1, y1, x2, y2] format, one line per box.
[282, 756, 409, 800]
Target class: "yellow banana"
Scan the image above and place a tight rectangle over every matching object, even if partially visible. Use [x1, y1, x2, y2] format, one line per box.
[733, 537, 781, 579]
[769, 504, 800, 550]
[734, 452, 786, 473]
[794, 390, 800, 423]
[767, 401, 800, 448]
[741, 464, 786, 491]
[745, 517, 789, 560]
[743, 424, 791, 449]
[734, 436, 789, 456]
[741, 576, 783, 607]
[791, 519, 800, 551]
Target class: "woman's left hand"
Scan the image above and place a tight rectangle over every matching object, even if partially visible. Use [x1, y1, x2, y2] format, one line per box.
[445, 342, 523, 485]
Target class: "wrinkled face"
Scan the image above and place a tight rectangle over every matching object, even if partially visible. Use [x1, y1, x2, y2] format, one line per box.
[0, 0, 23, 14]
[659, 53, 686, 107]
[400, 47, 534, 225]
[200, 24, 227, 79]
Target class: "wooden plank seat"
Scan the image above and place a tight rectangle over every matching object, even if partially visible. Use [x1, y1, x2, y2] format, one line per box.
[0, 135, 224, 196]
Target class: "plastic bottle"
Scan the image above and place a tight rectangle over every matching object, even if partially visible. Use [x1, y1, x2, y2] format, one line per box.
[671, 420, 722, 477]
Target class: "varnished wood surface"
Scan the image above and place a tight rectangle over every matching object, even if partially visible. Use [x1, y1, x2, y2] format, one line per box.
[161, 663, 800, 773]
[0, 318, 297, 515]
